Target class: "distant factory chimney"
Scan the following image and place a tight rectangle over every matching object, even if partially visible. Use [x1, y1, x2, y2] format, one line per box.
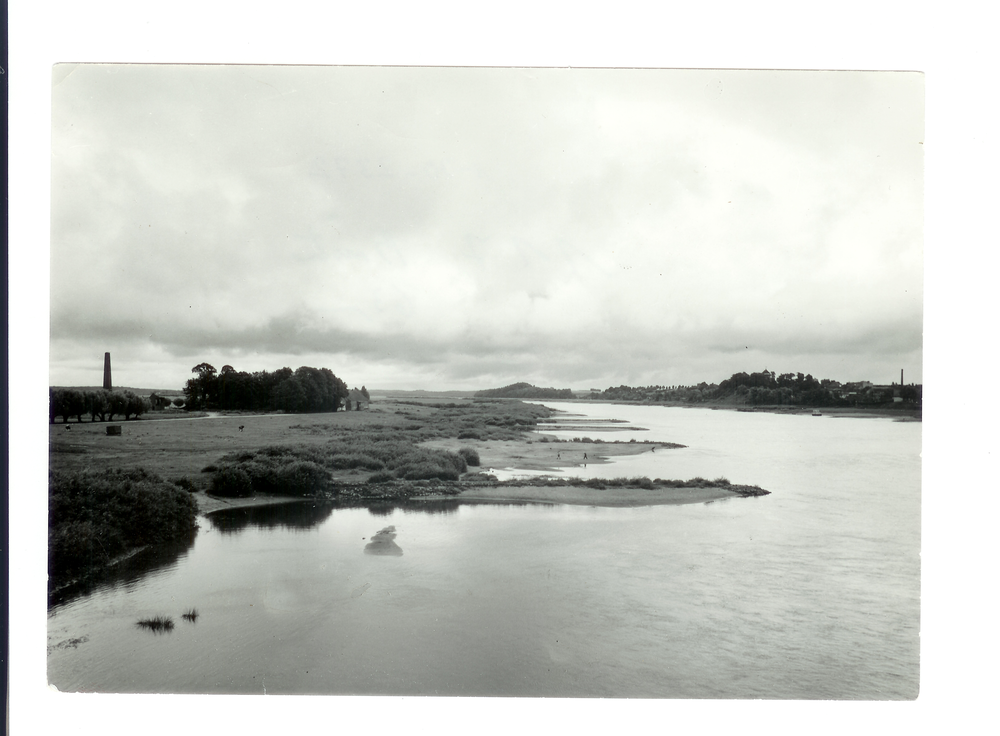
[901, 368, 904, 386]
[103, 352, 113, 391]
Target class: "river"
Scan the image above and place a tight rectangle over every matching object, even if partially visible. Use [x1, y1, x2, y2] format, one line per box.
[47, 402, 920, 698]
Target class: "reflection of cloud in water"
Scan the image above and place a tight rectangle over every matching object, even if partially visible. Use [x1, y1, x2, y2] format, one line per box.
[364, 526, 403, 556]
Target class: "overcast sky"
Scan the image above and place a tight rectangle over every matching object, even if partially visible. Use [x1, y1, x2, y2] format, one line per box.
[50, 65, 923, 391]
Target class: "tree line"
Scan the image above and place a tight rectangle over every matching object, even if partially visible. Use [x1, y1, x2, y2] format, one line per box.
[49, 388, 151, 423]
[184, 363, 351, 413]
[592, 370, 921, 408]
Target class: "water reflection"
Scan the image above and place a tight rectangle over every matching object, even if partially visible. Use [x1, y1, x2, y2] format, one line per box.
[206, 497, 465, 536]
[364, 525, 404, 556]
[48, 531, 197, 610]
[364, 498, 461, 517]
[206, 501, 335, 534]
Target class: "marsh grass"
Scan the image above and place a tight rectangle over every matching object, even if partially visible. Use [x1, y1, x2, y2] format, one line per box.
[136, 615, 174, 633]
[181, 608, 199, 622]
[210, 435, 473, 497]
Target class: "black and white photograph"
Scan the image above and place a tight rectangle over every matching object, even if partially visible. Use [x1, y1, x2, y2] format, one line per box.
[44, 63, 922, 698]
[9, 2, 996, 733]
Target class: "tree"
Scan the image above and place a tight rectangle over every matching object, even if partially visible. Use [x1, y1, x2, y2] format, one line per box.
[185, 363, 218, 409]
[122, 391, 149, 420]
[87, 390, 110, 421]
[49, 388, 63, 424]
[63, 389, 88, 422]
[106, 391, 128, 422]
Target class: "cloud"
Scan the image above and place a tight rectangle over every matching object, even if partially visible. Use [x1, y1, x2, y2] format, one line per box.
[50, 66, 923, 389]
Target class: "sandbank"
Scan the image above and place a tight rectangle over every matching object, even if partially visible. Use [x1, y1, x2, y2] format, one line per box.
[420, 437, 682, 473]
[419, 484, 744, 507]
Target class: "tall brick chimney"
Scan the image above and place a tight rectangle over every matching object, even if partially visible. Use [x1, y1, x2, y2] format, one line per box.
[103, 352, 113, 391]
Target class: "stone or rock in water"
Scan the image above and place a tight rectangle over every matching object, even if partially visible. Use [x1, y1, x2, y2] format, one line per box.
[364, 525, 403, 556]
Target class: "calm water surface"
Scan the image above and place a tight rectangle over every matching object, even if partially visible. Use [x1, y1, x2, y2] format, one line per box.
[47, 404, 920, 698]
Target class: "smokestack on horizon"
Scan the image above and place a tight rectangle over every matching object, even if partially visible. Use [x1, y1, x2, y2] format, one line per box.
[103, 352, 112, 391]
[901, 368, 904, 386]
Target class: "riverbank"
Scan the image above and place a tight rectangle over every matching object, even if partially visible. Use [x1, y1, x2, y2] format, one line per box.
[50, 397, 771, 518]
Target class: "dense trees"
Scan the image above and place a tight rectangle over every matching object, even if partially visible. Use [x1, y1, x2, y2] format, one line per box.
[183, 363, 349, 413]
[49, 388, 151, 423]
[591, 370, 920, 408]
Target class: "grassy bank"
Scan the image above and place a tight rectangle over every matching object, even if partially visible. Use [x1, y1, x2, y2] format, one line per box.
[49, 398, 770, 542]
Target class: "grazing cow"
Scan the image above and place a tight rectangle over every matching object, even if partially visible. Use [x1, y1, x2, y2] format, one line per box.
[238, 425, 245, 432]
[64, 424, 71, 430]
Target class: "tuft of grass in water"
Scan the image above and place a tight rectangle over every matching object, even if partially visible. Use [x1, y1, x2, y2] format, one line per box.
[181, 608, 199, 622]
[136, 615, 174, 633]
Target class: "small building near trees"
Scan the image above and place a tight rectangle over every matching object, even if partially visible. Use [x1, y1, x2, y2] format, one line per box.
[345, 388, 371, 411]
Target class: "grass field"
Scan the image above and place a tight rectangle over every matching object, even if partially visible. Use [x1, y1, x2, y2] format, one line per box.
[51, 400, 663, 481]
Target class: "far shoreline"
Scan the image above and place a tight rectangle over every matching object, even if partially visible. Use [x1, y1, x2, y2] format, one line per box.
[522, 397, 921, 421]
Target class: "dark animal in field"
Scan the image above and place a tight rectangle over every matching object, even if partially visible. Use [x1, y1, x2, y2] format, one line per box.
[238, 425, 244, 432]
[64, 425, 71, 430]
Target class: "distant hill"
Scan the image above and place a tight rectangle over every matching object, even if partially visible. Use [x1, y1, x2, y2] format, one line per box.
[474, 382, 574, 399]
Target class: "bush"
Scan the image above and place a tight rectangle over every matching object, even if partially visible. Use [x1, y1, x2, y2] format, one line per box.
[48, 467, 198, 583]
[174, 478, 197, 492]
[457, 447, 481, 466]
[457, 430, 481, 440]
[275, 460, 330, 496]
[400, 462, 460, 481]
[367, 471, 396, 484]
[210, 465, 254, 497]
[446, 453, 468, 475]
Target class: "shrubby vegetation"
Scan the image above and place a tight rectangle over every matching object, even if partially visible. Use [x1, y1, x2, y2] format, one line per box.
[499, 475, 767, 496]
[48, 468, 199, 585]
[475, 382, 575, 399]
[209, 437, 472, 497]
[457, 447, 481, 466]
[184, 363, 349, 413]
[49, 388, 151, 423]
